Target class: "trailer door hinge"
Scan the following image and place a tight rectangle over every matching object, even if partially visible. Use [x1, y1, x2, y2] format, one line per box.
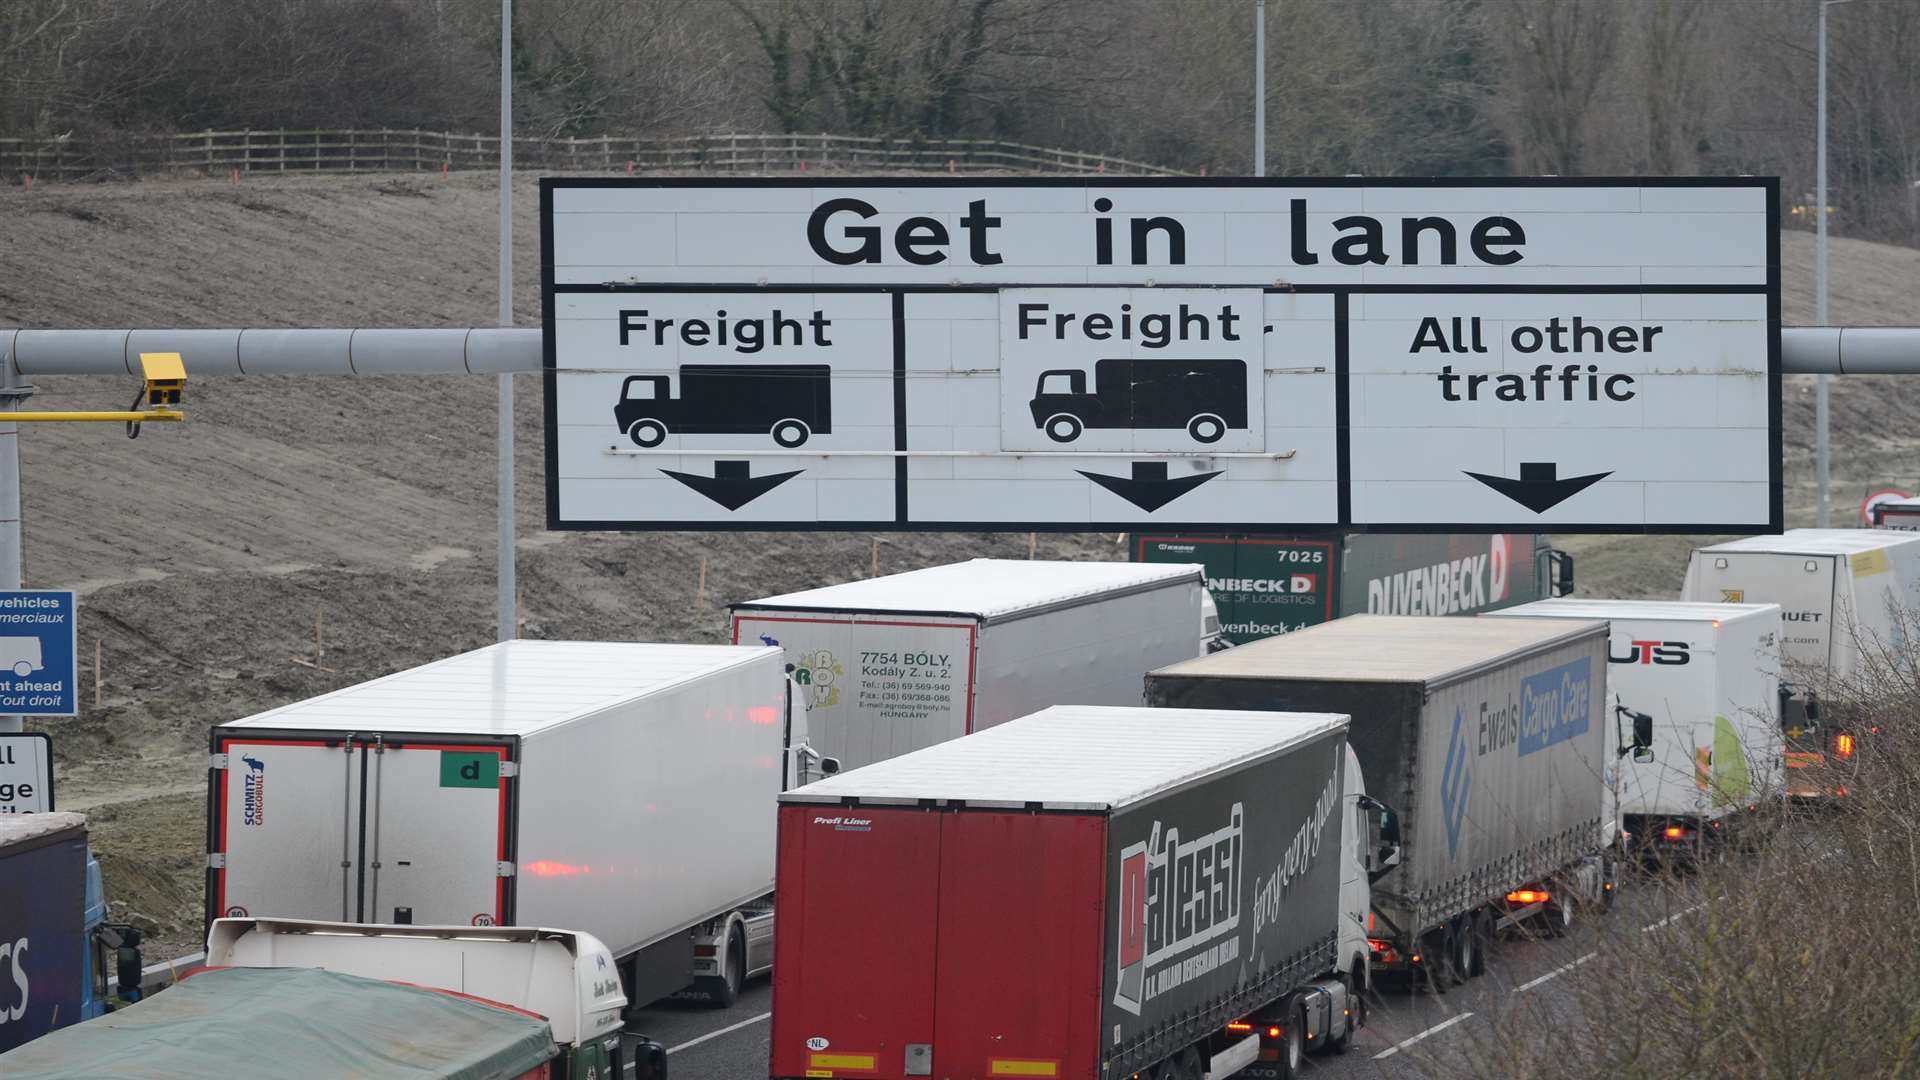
[207, 853, 226, 869]
[497, 861, 516, 877]
[497, 761, 518, 778]
[208, 753, 229, 770]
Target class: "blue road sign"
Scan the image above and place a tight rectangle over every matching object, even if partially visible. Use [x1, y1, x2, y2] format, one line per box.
[0, 591, 76, 716]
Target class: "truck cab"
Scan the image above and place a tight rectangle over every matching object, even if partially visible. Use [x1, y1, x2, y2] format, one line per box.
[205, 917, 664, 1080]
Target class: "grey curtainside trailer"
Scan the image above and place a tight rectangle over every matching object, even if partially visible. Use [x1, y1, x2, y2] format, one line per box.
[1147, 614, 1619, 989]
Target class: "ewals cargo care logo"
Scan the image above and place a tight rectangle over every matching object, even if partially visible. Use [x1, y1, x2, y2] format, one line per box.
[240, 755, 266, 827]
[1112, 804, 1243, 1016]
[1517, 658, 1593, 756]
[1440, 708, 1472, 858]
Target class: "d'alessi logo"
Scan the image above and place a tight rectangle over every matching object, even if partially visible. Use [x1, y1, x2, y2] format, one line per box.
[241, 755, 266, 827]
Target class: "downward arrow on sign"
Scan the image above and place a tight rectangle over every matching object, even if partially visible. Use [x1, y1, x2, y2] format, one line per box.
[1463, 462, 1611, 513]
[1078, 462, 1222, 512]
[661, 460, 803, 510]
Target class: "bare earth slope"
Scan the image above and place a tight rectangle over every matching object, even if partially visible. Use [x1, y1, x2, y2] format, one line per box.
[3, 174, 1917, 948]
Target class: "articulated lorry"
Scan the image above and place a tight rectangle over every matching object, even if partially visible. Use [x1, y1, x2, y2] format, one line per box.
[731, 559, 1207, 772]
[770, 705, 1398, 1080]
[1147, 615, 1625, 990]
[207, 640, 833, 1011]
[0, 916, 665, 1080]
[1489, 600, 1786, 858]
[1133, 533, 1567, 645]
[1682, 529, 1920, 798]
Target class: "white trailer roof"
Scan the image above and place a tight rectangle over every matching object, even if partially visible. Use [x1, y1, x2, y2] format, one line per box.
[1153, 613, 1602, 686]
[1490, 598, 1779, 624]
[0, 811, 86, 849]
[781, 705, 1345, 810]
[733, 558, 1200, 620]
[219, 640, 779, 736]
[1693, 529, 1920, 557]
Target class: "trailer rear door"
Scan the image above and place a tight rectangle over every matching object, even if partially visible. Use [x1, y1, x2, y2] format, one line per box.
[771, 805, 944, 1079]
[928, 811, 1106, 1080]
[365, 742, 512, 927]
[214, 737, 361, 922]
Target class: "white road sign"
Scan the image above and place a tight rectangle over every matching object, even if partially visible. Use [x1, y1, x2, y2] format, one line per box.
[542, 178, 1780, 532]
[0, 732, 54, 813]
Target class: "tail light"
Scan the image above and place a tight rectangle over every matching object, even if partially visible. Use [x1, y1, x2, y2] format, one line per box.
[1663, 825, 1687, 840]
[1835, 733, 1855, 759]
[1367, 937, 1399, 964]
[1266, 1026, 1283, 1039]
[1506, 889, 1549, 904]
[1226, 1021, 1254, 1035]
[693, 945, 718, 958]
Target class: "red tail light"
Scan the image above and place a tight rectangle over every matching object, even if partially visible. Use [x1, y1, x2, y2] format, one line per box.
[1663, 825, 1687, 840]
[693, 945, 717, 958]
[1226, 1022, 1254, 1034]
[1506, 889, 1549, 905]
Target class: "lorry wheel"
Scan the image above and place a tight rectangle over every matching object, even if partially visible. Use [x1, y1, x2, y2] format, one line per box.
[1186, 413, 1227, 443]
[1466, 911, 1491, 977]
[1042, 413, 1084, 442]
[1452, 914, 1479, 981]
[771, 419, 811, 447]
[1276, 1003, 1307, 1078]
[627, 419, 667, 448]
[1420, 928, 1455, 992]
[694, 924, 745, 1008]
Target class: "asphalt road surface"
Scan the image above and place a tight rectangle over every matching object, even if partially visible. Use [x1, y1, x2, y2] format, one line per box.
[630, 875, 1710, 1080]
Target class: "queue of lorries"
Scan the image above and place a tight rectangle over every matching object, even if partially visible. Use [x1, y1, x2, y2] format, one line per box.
[7, 528, 1920, 1080]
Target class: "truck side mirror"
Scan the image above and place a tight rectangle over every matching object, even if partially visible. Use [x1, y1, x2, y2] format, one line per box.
[1548, 549, 1575, 596]
[1632, 746, 1655, 764]
[820, 756, 841, 776]
[1633, 711, 1654, 751]
[619, 1029, 667, 1080]
[1358, 798, 1402, 883]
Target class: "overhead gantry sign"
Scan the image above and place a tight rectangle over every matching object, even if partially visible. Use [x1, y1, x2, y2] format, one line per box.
[541, 178, 1780, 534]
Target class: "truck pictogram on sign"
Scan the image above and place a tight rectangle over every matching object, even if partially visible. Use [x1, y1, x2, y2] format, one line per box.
[615, 365, 832, 448]
[1028, 358, 1248, 444]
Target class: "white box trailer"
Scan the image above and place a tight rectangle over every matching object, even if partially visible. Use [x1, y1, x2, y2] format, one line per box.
[207, 641, 813, 1008]
[1871, 496, 1920, 531]
[1488, 600, 1785, 854]
[730, 558, 1206, 772]
[1682, 529, 1920, 797]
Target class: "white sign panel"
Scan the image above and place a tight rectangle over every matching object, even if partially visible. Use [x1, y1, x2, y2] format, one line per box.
[0, 732, 54, 813]
[542, 178, 1780, 532]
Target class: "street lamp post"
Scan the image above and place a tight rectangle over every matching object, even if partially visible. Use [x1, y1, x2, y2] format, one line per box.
[1816, 0, 1855, 529]
[497, 0, 516, 641]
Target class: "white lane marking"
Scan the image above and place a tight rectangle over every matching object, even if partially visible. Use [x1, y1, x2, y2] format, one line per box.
[1372, 1011, 1475, 1060]
[667, 1011, 772, 1055]
[1640, 901, 1707, 932]
[620, 1011, 775, 1075]
[1512, 951, 1596, 992]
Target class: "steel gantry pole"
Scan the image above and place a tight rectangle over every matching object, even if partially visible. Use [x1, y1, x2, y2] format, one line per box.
[1254, 0, 1266, 177]
[496, 0, 517, 642]
[1817, 0, 1855, 528]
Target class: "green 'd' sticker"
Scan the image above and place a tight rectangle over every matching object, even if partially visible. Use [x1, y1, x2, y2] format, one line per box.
[440, 751, 500, 789]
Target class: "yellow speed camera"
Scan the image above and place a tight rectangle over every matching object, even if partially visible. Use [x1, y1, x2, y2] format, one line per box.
[139, 351, 185, 406]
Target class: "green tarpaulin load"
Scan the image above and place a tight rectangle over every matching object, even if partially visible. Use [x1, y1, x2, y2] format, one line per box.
[0, 965, 558, 1079]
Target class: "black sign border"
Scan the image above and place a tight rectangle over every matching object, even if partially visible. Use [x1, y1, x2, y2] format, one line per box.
[541, 176, 1784, 535]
